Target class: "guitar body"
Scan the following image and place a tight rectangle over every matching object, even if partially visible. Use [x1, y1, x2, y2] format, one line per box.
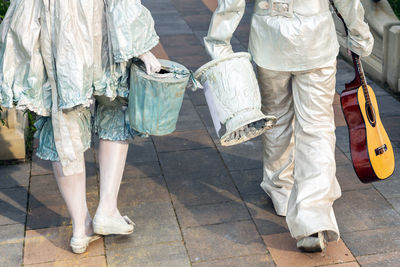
[341, 84, 395, 183]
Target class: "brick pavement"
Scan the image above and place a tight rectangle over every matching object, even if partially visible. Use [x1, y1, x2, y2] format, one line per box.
[1, 0, 400, 266]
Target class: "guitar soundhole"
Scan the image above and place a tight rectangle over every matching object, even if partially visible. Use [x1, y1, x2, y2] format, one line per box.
[375, 144, 388, 156]
[365, 104, 376, 127]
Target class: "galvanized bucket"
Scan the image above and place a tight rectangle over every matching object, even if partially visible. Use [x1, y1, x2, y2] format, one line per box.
[194, 52, 276, 146]
[128, 59, 190, 136]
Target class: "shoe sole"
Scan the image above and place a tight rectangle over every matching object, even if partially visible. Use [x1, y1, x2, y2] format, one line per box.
[93, 223, 134, 236]
[71, 235, 101, 254]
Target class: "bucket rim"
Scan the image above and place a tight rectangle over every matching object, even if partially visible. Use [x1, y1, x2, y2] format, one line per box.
[131, 59, 190, 83]
[194, 52, 251, 82]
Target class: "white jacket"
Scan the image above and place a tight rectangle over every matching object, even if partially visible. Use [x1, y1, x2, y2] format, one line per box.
[204, 0, 374, 71]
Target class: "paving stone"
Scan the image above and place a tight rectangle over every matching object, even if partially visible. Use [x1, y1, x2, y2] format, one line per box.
[335, 126, 350, 153]
[0, 224, 25, 266]
[182, 220, 266, 263]
[0, 187, 27, 225]
[0, 223, 25, 243]
[234, 24, 251, 47]
[336, 164, 372, 191]
[0, 243, 24, 267]
[173, 99, 205, 131]
[123, 161, 162, 179]
[387, 197, 400, 214]
[159, 148, 228, 180]
[334, 188, 400, 233]
[230, 169, 265, 196]
[186, 88, 207, 106]
[24, 226, 104, 265]
[335, 148, 351, 166]
[26, 204, 70, 230]
[201, 0, 217, 11]
[182, 12, 213, 31]
[167, 174, 241, 207]
[31, 155, 53, 176]
[322, 262, 359, 267]
[152, 130, 214, 152]
[381, 116, 400, 142]
[29, 174, 59, 195]
[106, 241, 191, 267]
[376, 95, 400, 117]
[105, 202, 181, 249]
[341, 227, 400, 256]
[217, 140, 263, 171]
[28, 256, 107, 267]
[373, 167, 400, 199]
[175, 200, 250, 228]
[195, 105, 220, 142]
[26, 189, 98, 230]
[84, 149, 98, 177]
[334, 102, 347, 127]
[243, 194, 288, 236]
[263, 232, 355, 266]
[153, 12, 192, 36]
[171, 0, 210, 16]
[192, 254, 275, 267]
[151, 42, 169, 60]
[160, 34, 208, 56]
[356, 251, 400, 267]
[0, 163, 30, 188]
[126, 139, 158, 164]
[118, 176, 170, 207]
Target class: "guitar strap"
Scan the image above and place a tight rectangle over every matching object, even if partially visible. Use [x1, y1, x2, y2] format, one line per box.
[329, 0, 349, 37]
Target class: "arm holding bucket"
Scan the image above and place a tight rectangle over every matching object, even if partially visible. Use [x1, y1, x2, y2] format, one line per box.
[331, 0, 374, 57]
[106, 0, 160, 63]
[204, 0, 246, 59]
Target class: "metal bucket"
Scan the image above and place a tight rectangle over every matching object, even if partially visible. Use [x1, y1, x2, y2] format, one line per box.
[128, 59, 190, 136]
[194, 52, 276, 146]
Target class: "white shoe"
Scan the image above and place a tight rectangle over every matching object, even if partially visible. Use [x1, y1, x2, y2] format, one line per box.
[296, 232, 326, 252]
[93, 214, 135, 235]
[70, 234, 101, 254]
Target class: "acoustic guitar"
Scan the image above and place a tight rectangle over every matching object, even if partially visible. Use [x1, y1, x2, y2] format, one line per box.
[341, 52, 395, 183]
[331, 2, 395, 183]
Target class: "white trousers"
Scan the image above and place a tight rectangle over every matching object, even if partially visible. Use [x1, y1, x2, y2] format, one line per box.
[257, 62, 341, 241]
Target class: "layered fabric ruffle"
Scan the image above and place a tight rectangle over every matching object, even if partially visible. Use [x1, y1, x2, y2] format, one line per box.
[0, 0, 159, 115]
[34, 108, 92, 162]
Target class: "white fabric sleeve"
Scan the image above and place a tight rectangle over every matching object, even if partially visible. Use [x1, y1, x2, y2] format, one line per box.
[332, 0, 374, 57]
[106, 0, 159, 63]
[204, 0, 246, 59]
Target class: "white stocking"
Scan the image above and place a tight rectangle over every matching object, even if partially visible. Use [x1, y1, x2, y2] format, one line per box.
[52, 160, 92, 238]
[96, 139, 129, 218]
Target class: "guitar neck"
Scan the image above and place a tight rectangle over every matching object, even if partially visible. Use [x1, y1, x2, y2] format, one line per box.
[352, 53, 372, 106]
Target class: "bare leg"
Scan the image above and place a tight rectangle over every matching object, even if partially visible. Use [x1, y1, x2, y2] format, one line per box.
[95, 139, 129, 218]
[52, 160, 93, 238]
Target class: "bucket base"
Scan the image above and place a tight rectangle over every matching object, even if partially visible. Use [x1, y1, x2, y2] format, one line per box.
[221, 108, 277, 146]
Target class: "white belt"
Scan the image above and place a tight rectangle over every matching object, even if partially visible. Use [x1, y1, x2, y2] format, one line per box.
[255, 0, 330, 17]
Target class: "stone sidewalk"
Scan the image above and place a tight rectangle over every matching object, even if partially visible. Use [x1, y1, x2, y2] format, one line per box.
[1, 0, 400, 266]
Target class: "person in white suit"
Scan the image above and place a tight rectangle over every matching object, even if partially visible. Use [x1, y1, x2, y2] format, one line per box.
[204, 0, 373, 251]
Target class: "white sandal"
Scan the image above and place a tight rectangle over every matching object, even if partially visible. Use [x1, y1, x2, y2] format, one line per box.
[93, 214, 135, 235]
[70, 234, 101, 254]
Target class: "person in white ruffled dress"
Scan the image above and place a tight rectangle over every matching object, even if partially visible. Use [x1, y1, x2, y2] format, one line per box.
[0, 0, 162, 253]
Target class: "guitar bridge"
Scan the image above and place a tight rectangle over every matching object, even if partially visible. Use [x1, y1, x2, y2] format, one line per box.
[375, 144, 388, 156]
